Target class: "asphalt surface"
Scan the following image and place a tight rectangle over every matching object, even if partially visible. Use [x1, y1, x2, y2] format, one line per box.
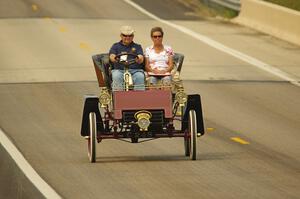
[0, 144, 43, 198]
[0, 0, 300, 198]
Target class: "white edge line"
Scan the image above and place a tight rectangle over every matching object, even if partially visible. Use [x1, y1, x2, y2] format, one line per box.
[0, 128, 62, 199]
[124, 0, 300, 87]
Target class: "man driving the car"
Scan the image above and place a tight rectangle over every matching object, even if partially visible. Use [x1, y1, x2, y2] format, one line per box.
[109, 25, 145, 91]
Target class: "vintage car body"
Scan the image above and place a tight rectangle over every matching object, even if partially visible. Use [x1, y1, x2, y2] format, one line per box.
[113, 90, 172, 119]
[80, 53, 205, 162]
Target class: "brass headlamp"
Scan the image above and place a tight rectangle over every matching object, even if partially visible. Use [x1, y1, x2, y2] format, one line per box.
[172, 72, 187, 106]
[175, 88, 187, 106]
[134, 110, 152, 131]
[99, 87, 111, 107]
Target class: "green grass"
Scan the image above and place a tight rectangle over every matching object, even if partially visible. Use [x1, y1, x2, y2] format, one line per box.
[193, 0, 300, 19]
[179, 0, 239, 19]
[198, 0, 239, 18]
[263, 0, 300, 11]
[210, 3, 238, 18]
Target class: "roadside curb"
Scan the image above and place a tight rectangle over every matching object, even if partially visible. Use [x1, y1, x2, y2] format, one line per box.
[232, 0, 300, 46]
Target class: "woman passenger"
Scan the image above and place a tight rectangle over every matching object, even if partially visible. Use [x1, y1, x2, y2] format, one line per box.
[144, 27, 174, 88]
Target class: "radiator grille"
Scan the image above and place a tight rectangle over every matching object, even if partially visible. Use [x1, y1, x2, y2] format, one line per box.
[122, 110, 164, 123]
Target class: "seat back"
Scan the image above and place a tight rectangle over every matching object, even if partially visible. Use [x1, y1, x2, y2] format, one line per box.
[92, 52, 184, 88]
[173, 53, 184, 73]
[92, 53, 112, 89]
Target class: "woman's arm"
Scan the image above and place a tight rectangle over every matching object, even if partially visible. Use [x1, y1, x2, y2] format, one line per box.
[166, 56, 174, 72]
[145, 57, 152, 72]
[159, 55, 173, 73]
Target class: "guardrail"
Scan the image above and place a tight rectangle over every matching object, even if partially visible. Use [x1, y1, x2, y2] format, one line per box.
[234, 0, 300, 46]
[203, 0, 241, 11]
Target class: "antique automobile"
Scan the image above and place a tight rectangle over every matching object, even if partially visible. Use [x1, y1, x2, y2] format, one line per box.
[80, 52, 205, 162]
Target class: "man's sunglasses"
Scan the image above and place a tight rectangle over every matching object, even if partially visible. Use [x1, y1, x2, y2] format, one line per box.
[152, 35, 162, 38]
[122, 34, 134, 37]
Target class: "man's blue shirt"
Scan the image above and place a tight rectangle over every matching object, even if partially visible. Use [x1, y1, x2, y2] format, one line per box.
[109, 41, 144, 70]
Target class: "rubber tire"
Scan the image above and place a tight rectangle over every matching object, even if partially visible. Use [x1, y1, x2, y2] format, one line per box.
[88, 112, 97, 163]
[184, 137, 190, 156]
[131, 137, 138, 143]
[183, 106, 191, 156]
[189, 110, 197, 160]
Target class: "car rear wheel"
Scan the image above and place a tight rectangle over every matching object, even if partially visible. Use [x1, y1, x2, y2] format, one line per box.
[189, 110, 197, 160]
[184, 132, 190, 156]
[88, 112, 97, 163]
[184, 110, 197, 160]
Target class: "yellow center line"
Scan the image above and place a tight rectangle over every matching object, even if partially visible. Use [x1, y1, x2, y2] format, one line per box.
[44, 15, 90, 52]
[43, 16, 54, 23]
[231, 137, 250, 145]
[32, 4, 38, 11]
[79, 42, 92, 51]
[206, 127, 214, 133]
[59, 26, 67, 33]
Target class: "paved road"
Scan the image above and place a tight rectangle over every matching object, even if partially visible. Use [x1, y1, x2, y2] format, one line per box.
[0, 0, 300, 198]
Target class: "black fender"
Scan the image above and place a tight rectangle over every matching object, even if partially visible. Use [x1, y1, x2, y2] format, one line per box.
[80, 95, 104, 136]
[182, 94, 205, 135]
